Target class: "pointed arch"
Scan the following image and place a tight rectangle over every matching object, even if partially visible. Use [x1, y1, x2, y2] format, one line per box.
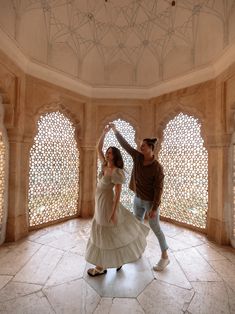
[31, 102, 81, 142]
[28, 108, 80, 228]
[98, 112, 140, 141]
[159, 112, 208, 230]
[157, 104, 208, 149]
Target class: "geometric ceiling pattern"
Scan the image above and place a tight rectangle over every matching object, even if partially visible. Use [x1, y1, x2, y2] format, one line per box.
[0, 0, 235, 87]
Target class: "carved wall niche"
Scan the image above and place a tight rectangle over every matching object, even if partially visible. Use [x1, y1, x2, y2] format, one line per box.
[0, 63, 18, 129]
[0, 64, 16, 104]
[225, 74, 235, 134]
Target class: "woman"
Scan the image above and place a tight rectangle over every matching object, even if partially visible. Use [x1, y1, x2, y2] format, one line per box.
[110, 123, 169, 271]
[85, 125, 149, 276]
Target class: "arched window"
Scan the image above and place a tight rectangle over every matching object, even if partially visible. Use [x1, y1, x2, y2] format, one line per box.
[159, 113, 208, 229]
[28, 111, 80, 228]
[0, 101, 8, 245]
[98, 119, 136, 211]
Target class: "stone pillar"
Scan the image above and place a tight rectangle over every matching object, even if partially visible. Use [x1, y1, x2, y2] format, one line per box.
[78, 101, 97, 218]
[79, 146, 96, 218]
[207, 135, 231, 245]
[5, 133, 29, 241]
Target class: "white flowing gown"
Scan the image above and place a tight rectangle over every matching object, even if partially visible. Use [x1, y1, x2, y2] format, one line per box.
[85, 168, 150, 268]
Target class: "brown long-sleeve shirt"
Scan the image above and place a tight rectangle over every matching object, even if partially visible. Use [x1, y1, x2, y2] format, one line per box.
[115, 131, 164, 210]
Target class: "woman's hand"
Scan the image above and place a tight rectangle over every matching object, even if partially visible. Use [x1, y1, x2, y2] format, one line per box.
[109, 123, 117, 132]
[103, 124, 111, 134]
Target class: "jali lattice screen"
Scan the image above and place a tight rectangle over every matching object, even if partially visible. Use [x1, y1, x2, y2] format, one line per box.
[159, 113, 208, 229]
[98, 119, 136, 211]
[28, 111, 80, 227]
[233, 144, 235, 240]
[0, 132, 6, 234]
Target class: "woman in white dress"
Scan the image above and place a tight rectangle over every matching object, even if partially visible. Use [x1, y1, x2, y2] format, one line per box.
[85, 125, 150, 276]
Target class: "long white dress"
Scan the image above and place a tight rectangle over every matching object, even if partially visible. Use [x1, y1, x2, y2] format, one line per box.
[85, 168, 150, 268]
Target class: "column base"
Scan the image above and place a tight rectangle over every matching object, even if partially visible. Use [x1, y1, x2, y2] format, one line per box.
[6, 215, 28, 242]
[207, 217, 230, 245]
[79, 200, 94, 218]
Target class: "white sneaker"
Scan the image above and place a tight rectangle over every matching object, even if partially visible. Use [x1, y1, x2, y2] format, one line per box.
[153, 258, 170, 271]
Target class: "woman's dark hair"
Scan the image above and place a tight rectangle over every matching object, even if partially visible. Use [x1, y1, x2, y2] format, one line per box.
[106, 146, 124, 169]
[143, 138, 158, 151]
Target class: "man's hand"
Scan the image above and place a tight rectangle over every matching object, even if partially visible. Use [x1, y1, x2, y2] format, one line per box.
[148, 209, 157, 219]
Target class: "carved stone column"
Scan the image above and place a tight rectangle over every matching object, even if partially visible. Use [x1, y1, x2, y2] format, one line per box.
[207, 134, 231, 245]
[6, 132, 29, 241]
[79, 101, 96, 218]
[79, 145, 96, 218]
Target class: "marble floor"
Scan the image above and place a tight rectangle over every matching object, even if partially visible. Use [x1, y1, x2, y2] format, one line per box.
[0, 219, 235, 314]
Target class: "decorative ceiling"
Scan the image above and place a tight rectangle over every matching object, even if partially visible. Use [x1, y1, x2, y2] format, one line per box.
[0, 0, 235, 89]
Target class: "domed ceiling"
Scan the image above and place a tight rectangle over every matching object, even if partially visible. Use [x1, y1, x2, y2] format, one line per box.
[0, 0, 235, 91]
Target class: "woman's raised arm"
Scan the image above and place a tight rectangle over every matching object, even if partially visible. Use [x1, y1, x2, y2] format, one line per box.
[97, 125, 110, 163]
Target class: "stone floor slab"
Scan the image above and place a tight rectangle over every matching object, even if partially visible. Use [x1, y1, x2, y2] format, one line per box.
[85, 257, 154, 298]
[43, 278, 100, 314]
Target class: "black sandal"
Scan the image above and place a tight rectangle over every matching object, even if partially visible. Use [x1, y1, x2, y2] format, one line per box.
[116, 266, 122, 271]
[87, 268, 107, 277]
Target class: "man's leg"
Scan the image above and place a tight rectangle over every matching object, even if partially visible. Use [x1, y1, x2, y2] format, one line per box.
[148, 210, 169, 271]
[149, 210, 168, 253]
[133, 196, 147, 222]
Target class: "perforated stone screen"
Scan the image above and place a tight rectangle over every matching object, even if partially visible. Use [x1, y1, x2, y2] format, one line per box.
[159, 113, 208, 229]
[0, 132, 5, 228]
[233, 144, 235, 239]
[98, 119, 136, 211]
[28, 111, 80, 227]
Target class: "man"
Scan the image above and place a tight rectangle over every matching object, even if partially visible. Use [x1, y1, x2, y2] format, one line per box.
[110, 123, 169, 271]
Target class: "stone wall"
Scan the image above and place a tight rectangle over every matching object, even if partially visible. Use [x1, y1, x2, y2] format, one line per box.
[0, 49, 235, 245]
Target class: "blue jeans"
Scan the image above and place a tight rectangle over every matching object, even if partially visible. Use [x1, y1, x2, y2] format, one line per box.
[133, 195, 168, 253]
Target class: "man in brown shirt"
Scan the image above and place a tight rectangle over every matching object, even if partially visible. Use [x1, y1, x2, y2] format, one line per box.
[110, 123, 169, 271]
